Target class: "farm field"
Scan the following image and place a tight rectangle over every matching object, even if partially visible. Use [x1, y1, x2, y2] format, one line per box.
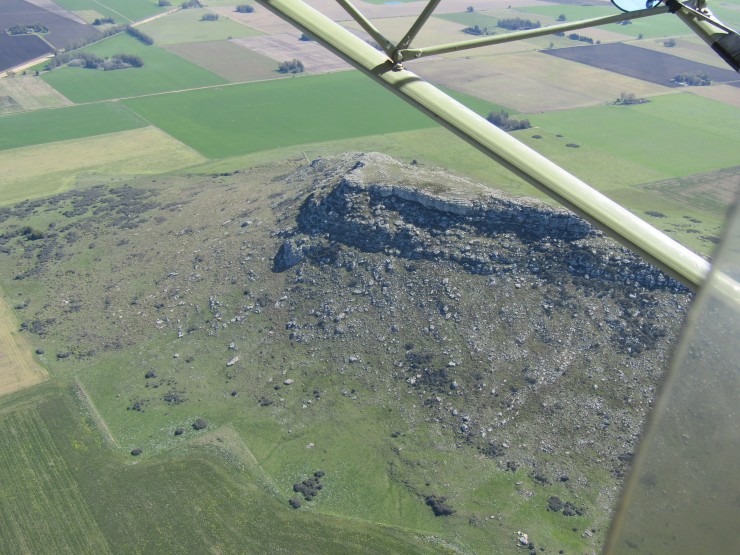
[0, 102, 147, 151]
[530, 92, 740, 177]
[413, 51, 673, 113]
[52, 0, 164, 23]
[0, 389, 445, 554]
[0, 33, 54, 73]
[121, 71, 437, 158]
[138, 7, 263, 45]
[0, 127, 207, 206]
[544, 43, 740, 88]
[0, 288, 48, 397]
[164, 40, 281, 82]
[0, 74, 71, 113]
[0, 0, 100, 52]
[41, 34, 228, 103]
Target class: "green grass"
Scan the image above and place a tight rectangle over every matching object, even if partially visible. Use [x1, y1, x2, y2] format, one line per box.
[138, 8, 263, 45]
[41, 34, 227, 103]
[52, 0, 165, 23]
[0, 387, 451, 554]
[122, 71, 440, 158]
[0, 102, 147, 151]
[530, 93, 740, 177]
[516, 5, 689, 38]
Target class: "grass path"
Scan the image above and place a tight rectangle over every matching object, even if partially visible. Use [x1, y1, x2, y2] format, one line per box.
[73, 380, 120, 449]
[0, 287, 48, 397]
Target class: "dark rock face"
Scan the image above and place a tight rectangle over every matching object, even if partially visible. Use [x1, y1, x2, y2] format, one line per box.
[286, 153, 684, 293]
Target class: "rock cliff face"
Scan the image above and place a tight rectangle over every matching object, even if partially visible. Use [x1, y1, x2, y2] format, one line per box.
[278, 153, 684, 293]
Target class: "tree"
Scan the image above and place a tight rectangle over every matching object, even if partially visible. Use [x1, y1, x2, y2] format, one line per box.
[467, 6, 474, 12]
[159, 0, 171, 6]
[278, 59, 304, 74]
[236, 4, 254, 13]
[486, 110, 531, 131]
[557, 14, 566, 21]
[200, 13, 219, 21]
[663, 38, 676, 47]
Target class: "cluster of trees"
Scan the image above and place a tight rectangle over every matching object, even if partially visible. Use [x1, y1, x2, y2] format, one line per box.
[278, 59, 304, 73]
[672, 71, 711, 86]
[613, 91, 647, 105]
[462, 25, 494, 36]
[159, 0, 171, 6]
[52, 51, 144, 71]
[181, 0, 202, 8]
[200, 13, 219, 21]
[486, 110, 531, 131]
[236, 4, 254, 13]
[8, 23, 49, 35]
[92, 17, 115, 25]
[126, 25, 154, 45]
[497, 17, 540, 31]
[567, 33, 595, 44]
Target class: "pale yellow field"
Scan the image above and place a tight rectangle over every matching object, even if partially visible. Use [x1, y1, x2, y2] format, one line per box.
[232, 34, 353, 73]
[0, 75, 72, 112]
[413, 51, 675, 113]
[0, 127, 207, 206]
[0, 287, 48, 397]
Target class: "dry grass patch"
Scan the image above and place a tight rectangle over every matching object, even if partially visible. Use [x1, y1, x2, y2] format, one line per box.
[414, 51, 673, 112]
[164, 40, 278, 82]
[0, 75, 71, 113]
[0, 287, 48, 397]
[232, 34, 352, 73]
[0, 127, 207, 206]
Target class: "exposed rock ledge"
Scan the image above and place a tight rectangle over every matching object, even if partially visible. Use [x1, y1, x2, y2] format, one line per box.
[275, 153, 685, 292]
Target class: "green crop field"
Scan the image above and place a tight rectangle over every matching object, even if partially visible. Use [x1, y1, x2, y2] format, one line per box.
[41, 34, 227, 103]
[0, 388, 449, 554]
[52, 0, 165, 23]
[138, 8, 263, 45]
[122, 71, 440, 158]
[530, 92, 740, 178]
[516, 5, 689, 38]
[0, 102, 147, 151]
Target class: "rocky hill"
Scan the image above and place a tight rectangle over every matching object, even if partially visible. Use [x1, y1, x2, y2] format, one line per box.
[0, 153, 691, 553]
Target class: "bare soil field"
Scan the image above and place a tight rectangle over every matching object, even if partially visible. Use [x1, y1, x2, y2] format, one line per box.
[164, 41, 279, 83]
[414, 51, 673, 113]
[544, 43, 740, 87]
[0, 127, 207, 206]
[0, 0, 99, 51]
[232, 34, 353, 74]
[0, 75, 72, 112]
[634, 37, 736, 69]
[0, 287, 48, 397]
[0, 33, 53, 73]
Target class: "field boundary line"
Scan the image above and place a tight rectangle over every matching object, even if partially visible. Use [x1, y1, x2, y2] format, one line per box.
[73, 379, 120, 449]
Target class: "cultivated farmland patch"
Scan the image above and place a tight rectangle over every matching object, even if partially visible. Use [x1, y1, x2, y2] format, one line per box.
[164, 40, 279, 83]
[122, 71, 434, 158]
[0, 33, 54, 73]
[544, 43, 740, 88]
[0, 74, 72, 112]
[0, 0, 100, 52]
[427, 50, 674, 110]
[232, 34, 353, 74]
[138, 7, 262, 46]
[640, 166, 740, 215]
[0, 127, 207, 206]
[40, 34, 227, 103]
[0, 289, 48, 397]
